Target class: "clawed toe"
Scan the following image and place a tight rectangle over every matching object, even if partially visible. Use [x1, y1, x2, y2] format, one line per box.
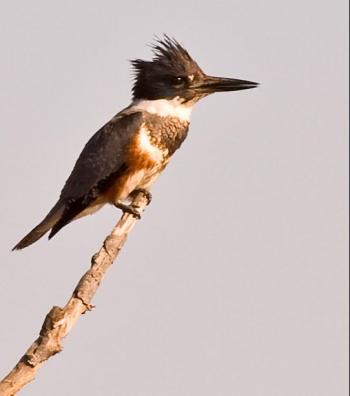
[114, 202, 141, 219]
[131, 189, 152, 205]
[114, 189, 152, 219]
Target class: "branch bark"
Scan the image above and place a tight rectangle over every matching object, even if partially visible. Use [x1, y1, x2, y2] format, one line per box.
[0, 192, 149, 396]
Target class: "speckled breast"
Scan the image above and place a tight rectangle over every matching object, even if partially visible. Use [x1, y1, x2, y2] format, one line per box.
[105, 114, 189, 202]
[144, 114, 189, 158]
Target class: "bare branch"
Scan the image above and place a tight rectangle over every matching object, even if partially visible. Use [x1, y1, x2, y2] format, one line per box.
[0, 192, 149, 396]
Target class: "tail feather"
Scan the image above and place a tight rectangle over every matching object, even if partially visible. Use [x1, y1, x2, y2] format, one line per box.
[12, 203, 64, 250]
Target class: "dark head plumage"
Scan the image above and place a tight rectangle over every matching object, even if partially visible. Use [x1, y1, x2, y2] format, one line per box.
[131, 35, 259, 101]
[131, 36, 204, 100]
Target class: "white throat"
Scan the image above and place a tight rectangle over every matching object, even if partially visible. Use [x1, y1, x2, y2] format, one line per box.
[131, 97, 193, 122]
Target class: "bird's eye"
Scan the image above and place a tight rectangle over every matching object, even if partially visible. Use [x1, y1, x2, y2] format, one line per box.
[171, 76, 187, 87]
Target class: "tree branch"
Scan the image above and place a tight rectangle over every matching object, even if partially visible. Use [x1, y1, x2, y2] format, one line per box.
[0, 192, 149, 396]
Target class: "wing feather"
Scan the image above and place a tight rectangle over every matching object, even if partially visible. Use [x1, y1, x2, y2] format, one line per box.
[60, 111, 143, 202]
[47, 111, 144, 237]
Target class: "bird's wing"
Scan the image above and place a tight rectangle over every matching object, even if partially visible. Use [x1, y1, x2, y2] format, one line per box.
[60, 110, 143, 202]
[49, 110, 144, 237]
[13, 110, 144, 248]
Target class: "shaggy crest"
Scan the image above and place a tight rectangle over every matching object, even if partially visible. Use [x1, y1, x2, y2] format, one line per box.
[131, 35, 203, 100]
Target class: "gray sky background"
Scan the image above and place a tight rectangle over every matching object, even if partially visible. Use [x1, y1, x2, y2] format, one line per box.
[0, 1, 348, 395]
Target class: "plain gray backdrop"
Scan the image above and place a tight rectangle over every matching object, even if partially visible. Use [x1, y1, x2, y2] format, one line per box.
[0, 1, 348, 395]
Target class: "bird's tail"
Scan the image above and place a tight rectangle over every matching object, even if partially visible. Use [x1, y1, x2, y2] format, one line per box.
[12, 203, 65, 250]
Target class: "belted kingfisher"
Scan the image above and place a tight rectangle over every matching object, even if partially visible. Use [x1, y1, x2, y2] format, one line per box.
[13, 36, 258, 250]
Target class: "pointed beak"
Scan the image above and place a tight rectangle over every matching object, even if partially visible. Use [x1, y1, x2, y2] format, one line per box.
[192, 75, 259, 94]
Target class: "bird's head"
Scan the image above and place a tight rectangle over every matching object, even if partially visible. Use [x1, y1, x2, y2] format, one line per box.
[131, 36, 258, 104]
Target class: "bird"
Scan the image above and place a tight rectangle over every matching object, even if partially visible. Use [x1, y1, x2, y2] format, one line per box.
[13, 35, 258, 250]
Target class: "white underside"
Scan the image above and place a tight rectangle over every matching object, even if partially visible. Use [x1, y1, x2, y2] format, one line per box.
[131, 97, 193, 122]
[138, 126, 168, 162]
[119, 169, 147, 201]
[116, 126, 166, 200]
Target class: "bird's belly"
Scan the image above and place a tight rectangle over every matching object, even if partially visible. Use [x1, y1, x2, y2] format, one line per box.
[73, 202, 105, 219]
[105, 165, 163, 203]
[105, 127, 169, 203]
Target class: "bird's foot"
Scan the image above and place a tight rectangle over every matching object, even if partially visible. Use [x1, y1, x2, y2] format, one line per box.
[115, 189, 152, 219]
[131, 188, 152, 205]
[114, 202, 141, 219]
